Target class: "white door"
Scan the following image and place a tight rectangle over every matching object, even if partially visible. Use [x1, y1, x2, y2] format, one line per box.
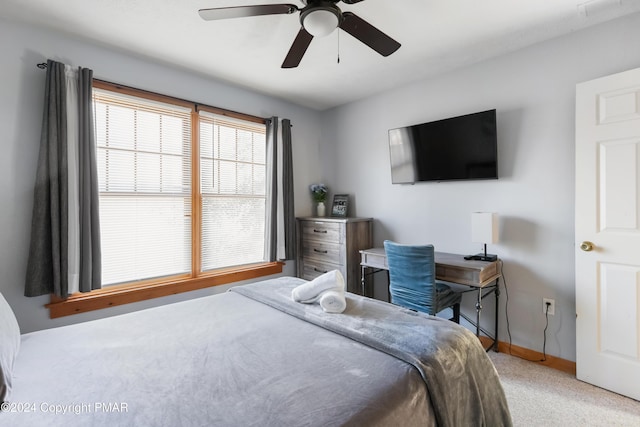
[575, 67, 640, 400]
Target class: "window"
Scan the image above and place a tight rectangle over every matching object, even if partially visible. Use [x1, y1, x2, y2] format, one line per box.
[94, 90, 193, 285]
[93, 85, 269, 287]
[199, 111, 267, 272]
[46, 82, 282, 318]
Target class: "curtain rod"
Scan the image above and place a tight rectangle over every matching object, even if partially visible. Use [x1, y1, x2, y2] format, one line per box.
[35, 62, 288, 126]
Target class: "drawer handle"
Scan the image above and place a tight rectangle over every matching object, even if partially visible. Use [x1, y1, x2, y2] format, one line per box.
[314, 268, 328, 273]
[313, 249, 328, 254]
[313, 229, 328, 234]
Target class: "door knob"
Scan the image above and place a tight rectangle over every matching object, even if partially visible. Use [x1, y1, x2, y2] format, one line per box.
[580, 241, 594, 252]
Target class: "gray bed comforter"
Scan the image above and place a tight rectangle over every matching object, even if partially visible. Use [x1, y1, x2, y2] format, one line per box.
[5, 276, 511, 426]
[232, 277, 512, 427]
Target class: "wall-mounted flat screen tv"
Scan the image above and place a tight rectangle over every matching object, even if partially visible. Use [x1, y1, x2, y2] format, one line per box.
[388, 109, 498, 184]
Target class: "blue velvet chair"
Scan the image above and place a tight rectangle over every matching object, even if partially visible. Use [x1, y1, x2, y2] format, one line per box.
[383, 240, 461, 322]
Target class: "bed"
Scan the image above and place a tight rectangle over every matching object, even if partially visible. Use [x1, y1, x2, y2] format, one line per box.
[1, 276, 512, 426]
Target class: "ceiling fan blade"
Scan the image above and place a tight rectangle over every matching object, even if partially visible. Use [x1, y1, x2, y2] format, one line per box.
[341, 0, 366, 4]
[198, 4, 298, 21]
[339, 12, 400, 57]
[281, 28, 314, 68]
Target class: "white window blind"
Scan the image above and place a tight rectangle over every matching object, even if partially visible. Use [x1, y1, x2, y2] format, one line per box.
[94, 89, 193, 285]
[199, 111, 266, 271]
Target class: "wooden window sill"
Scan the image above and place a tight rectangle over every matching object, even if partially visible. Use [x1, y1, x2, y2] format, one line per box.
[47, 262, 284, 318]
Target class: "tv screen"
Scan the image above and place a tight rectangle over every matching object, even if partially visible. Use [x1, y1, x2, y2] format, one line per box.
[388, 109, 498, 184]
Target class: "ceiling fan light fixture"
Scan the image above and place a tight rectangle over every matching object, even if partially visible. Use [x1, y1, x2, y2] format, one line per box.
[302, 9, 340, 37]
[199, 1, 401, 69]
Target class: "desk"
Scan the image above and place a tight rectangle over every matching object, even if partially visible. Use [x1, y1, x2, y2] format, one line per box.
[359, 248, 501, 351]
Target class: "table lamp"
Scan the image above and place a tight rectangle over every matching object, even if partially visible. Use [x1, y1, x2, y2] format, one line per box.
[467, 212, 499, 261]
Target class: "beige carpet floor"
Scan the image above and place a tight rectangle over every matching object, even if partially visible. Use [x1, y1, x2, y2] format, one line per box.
[488, 352, 640, 426]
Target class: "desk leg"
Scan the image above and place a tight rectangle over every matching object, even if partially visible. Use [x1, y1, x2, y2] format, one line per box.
[361, 265, 366, 296]
[493, 279, 500, 352]
[475, 289, 482, 337]
[386, 271, 390, 302]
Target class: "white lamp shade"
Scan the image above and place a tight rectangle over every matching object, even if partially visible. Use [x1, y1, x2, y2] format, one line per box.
[303, 9, 339, 37]
[471, 212, 499, 244]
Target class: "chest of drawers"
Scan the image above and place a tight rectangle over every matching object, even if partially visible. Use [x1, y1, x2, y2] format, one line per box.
[296, 217, 372, 294]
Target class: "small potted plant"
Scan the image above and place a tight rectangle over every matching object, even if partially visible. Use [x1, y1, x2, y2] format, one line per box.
[309, 183, 328, 217]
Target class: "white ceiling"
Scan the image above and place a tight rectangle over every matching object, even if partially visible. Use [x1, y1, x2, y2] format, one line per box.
[3, 0, 640, 110]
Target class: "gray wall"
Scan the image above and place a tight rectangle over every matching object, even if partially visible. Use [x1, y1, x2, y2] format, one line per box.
[0, 18, 323, 333]
[318, 12, 640, 361]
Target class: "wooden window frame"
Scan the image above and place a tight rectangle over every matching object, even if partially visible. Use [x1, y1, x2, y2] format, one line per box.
[47, 80, 282, 318]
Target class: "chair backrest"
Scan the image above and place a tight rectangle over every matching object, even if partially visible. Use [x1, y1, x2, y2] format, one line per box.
[383, 240, 437, 314]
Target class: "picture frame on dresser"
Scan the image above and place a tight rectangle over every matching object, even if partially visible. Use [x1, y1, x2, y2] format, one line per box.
[331, 194, 349, 217]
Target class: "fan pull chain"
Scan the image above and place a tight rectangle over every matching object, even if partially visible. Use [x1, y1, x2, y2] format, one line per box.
[337, 30, 340, 64]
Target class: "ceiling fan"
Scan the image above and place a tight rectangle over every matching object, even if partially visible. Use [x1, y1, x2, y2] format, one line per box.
[198, 0, 401, 68]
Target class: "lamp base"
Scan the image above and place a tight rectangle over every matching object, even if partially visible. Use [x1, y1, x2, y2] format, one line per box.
[464, 253, 498, 262]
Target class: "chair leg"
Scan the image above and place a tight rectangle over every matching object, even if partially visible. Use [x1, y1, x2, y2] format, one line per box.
[452, 303, 460, 324]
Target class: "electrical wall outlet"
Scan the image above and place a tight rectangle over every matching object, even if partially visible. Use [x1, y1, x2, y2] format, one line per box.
[543, 298, 555, 316]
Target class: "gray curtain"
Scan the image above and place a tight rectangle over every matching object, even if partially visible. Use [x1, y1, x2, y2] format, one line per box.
[265, 117, 278, 262]
[25, 59, 101, 298]
[264, 117, 296, 262]
[281, 119, 296, 260]
[77, 67, 102, 293]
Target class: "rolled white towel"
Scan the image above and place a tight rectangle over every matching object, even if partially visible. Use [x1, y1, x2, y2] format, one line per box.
[319, 290, 347, 314]
[292, 270, 345, 303]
